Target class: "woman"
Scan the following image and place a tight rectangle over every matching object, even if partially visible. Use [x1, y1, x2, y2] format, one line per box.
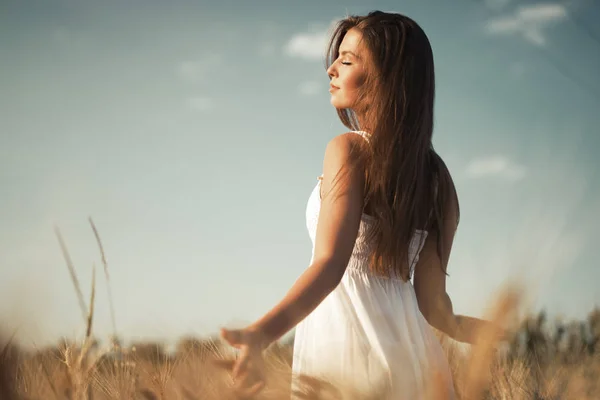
[216, 10, 505, 399]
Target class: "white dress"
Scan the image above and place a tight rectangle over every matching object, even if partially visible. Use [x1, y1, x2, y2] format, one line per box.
[291, 131, 455, 399]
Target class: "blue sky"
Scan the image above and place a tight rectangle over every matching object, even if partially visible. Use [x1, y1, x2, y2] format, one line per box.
[1, 0, 599, 347]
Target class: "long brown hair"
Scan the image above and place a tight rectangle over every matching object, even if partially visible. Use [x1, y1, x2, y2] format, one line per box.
[324, 11, 460, 280]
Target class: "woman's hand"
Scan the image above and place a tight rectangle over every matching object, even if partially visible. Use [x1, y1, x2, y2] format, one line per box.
[213, 327, 268, 398]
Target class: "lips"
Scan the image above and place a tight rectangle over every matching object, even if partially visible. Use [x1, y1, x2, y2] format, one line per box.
[330, 84, 340, 90]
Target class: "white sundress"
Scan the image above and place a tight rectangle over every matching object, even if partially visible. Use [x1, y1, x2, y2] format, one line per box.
[291, 131, 455, 399]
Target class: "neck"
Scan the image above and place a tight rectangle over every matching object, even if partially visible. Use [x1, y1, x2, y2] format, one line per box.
[353, 111, 373, 134]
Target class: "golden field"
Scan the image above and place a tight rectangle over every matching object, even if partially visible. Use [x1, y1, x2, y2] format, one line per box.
[0, 222, 598, 399]
[0, 305, 599, 399]
[1, 289, 599, 399]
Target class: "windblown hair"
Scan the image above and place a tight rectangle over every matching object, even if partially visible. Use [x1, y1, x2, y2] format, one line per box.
[324, 11, 460, 280]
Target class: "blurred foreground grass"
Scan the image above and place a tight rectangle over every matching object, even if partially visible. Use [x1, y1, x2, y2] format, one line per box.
[1, 222, 598, 399]
[1, 304, 599, 399]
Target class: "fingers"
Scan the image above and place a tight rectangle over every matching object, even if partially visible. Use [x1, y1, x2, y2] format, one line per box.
[215, 364, 266, 398]
[211, 338, 266, 398]
[232, 349, 250, 379]
[212, 356, 254, 381]
[232, 366, 265, 399]
[211, 355, 253, 377]
[220, 328, 244, 348]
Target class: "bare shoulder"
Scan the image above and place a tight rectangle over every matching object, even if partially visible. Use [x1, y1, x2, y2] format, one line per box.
[323, 132, 364, 163]
[312, 132, 367, 272]
[320, 132, 366, 185]
[325, 131, 360, 151]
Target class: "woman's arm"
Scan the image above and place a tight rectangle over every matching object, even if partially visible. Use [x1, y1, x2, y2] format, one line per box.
[420, 291, 505, 344]
[245, 258, 344, 349]
[244, 133, 367, 349]
[413, 181, 505, 345]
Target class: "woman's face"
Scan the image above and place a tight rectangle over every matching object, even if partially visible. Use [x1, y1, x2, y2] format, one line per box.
[327, 28, 372, 111]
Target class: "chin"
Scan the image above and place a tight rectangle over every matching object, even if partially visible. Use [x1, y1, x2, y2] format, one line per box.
[330, 98, 350, 108]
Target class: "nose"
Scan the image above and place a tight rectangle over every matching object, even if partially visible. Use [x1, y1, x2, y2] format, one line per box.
[327, 63, 337, 80]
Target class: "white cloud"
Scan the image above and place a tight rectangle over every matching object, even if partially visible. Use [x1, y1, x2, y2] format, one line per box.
[284, 30, 329, 61]
[522, 29, 546, 46]
[484, 3, 567, 46]
[177, 54, 223, 83]
[284, 18, 341, 61]
[284, 17, 359, 61]
[187, 96, 213, 112]
[298, 80, 321, 96]
[518, 4, 566, 22]
[465, 155, 527, 181]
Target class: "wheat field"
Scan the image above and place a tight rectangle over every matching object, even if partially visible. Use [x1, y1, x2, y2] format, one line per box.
[0, 221, 598, 399]
[1, 309, 599, 400]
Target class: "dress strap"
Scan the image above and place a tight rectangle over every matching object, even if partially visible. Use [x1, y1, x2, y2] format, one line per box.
[352, 130, 371, 142]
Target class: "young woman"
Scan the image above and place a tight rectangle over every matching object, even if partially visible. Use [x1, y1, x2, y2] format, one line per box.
[216, 10, 505, 399]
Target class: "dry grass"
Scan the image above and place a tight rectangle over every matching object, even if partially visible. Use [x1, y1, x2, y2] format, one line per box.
[1, 326, 599, 399]
[0, 222, 598, 399]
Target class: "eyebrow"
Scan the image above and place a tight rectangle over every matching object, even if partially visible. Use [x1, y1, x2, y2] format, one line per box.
[339, 50, 359, 58]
